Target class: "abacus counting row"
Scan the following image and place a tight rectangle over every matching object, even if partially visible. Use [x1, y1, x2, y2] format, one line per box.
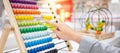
[43, 15, 53, 21]
[13, 9, 40, 14]
[45, 49, 58, 53]
[25, 37, 52, 48]
[20, 26, 48, 33]
[17, 21, 42, 27]
[9, 0, 37, 5]
[22, 31, 51, 40]
[15, 15, 33, 20]
[45, 46, 68, 53]
[11, 3, 39, 9]
[27, 43, 55, 53]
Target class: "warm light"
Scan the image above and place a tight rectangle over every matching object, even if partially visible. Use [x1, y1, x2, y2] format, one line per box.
[65, 12, 70, 18]
[56, 4, 62, 9]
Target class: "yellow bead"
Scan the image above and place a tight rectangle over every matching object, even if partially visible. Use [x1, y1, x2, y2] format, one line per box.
[43, 15, 52, 21]
[98, 23, 105, 27]
[21, 16, 24, 20]
[15, 16, 19, 20]
[27, 16, 33, 20]
[88, 25, 92, 29]
[86, 18, 89, 21]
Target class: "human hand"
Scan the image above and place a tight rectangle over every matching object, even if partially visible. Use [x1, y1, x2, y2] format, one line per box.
[47, 22, 82, 43]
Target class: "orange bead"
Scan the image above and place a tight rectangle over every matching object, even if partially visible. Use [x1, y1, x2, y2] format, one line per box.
[22, 10, 26, 14]
[26, 10, 29, 14]
[96, 31, 101, 35]
[37, 11, 40, 14]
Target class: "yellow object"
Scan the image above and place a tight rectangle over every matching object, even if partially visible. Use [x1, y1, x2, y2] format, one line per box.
[86, 18, 89, 22]
[44, 23, 56, 30]
[43, 15, 52, 21]
[88, 25, 92, 29]
[98, 23, 105, 27]
[86, 24, 92, 30]
[15, 15, 33, 20]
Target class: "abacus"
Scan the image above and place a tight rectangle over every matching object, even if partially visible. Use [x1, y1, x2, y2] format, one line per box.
[84, 7, 114, 40]
[0, 0, 72, 53]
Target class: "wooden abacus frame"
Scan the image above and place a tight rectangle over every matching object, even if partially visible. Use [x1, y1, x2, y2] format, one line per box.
[0, 0, 27, 53]
[0, 0, 72, 53]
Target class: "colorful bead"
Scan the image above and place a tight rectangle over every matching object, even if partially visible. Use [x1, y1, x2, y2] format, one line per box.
[27, 43, 55, 53]
[20, 26, 48, 33]
[43, 15, 53, 21]
[15, 15, 33, 20]
[17, 21, 42, 27]
[25, 37, 53, 48]
[13, 9, 41, 14]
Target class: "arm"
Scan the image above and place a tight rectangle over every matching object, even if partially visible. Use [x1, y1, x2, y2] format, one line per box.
[47, 22, 120, 53]
[78, 36, 120, 53]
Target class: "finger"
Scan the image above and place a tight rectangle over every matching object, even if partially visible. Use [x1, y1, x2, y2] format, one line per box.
[53, 30, 61, 34]
[46, 21, 59, 27]
[53, 30, 62, 38]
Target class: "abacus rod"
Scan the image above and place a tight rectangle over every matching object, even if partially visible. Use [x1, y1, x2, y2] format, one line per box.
[45, 46, 67, 53]
[55, 41, 65, 45]
[48, 1, 73, 51]
[4, 48, 19, 53]
[58, 46, 67, 50]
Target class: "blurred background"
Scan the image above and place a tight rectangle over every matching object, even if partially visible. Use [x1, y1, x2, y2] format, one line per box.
[0, 0, 120, 53]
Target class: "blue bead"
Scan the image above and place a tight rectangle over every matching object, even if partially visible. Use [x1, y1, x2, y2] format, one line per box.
[36, 47, 39, 52]
[44, 45, 47, 50]
[35, 41, 38, 45]
[27, 50, 31, 53]
[34, 48, 38, 53]
[42, 39, 45, 43]
[29, 42, 32, 47]
[42, 46, 45, 50]
[37, 40, 39, 44]
[50, 37, 52, 41]
[25, 42, 28, 47]
[31, 41, 34, 46]
[31, 49, 35, 53]
[38, 47, 42, 51]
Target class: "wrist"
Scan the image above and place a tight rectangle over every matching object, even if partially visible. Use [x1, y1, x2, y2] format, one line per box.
[71, 32, 82, 43]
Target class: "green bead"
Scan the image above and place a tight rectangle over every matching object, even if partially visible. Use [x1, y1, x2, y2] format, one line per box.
[22, 28, 26, 33]
[24, 22, 27, 26]
[31, 22, 35, 25]
[97, 21, 101, 25]
[38, 21, 42, 25]
[102, 20, 105, 23]
[101, 28, 103, 31]
[28, 22, 30, 26]
[18, 22, 21, 26]
[20, 29, 23, 33]
[37, 27, 40, 31]
[97, 27, 103, 31]
[29, 22, 33, 26]
[32, 27, 35, 32]
[42, 26, 45, 30]
[35, 27, 38, 31]
[29, 28, 33, 32]
[35, 22, 38, 25]
[26, 28, 30, 32]
[44, 26, 48, 30]
[91, 27, 94, 30]
[26, 22, 29, 26]
[40, 27, 42, 30]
